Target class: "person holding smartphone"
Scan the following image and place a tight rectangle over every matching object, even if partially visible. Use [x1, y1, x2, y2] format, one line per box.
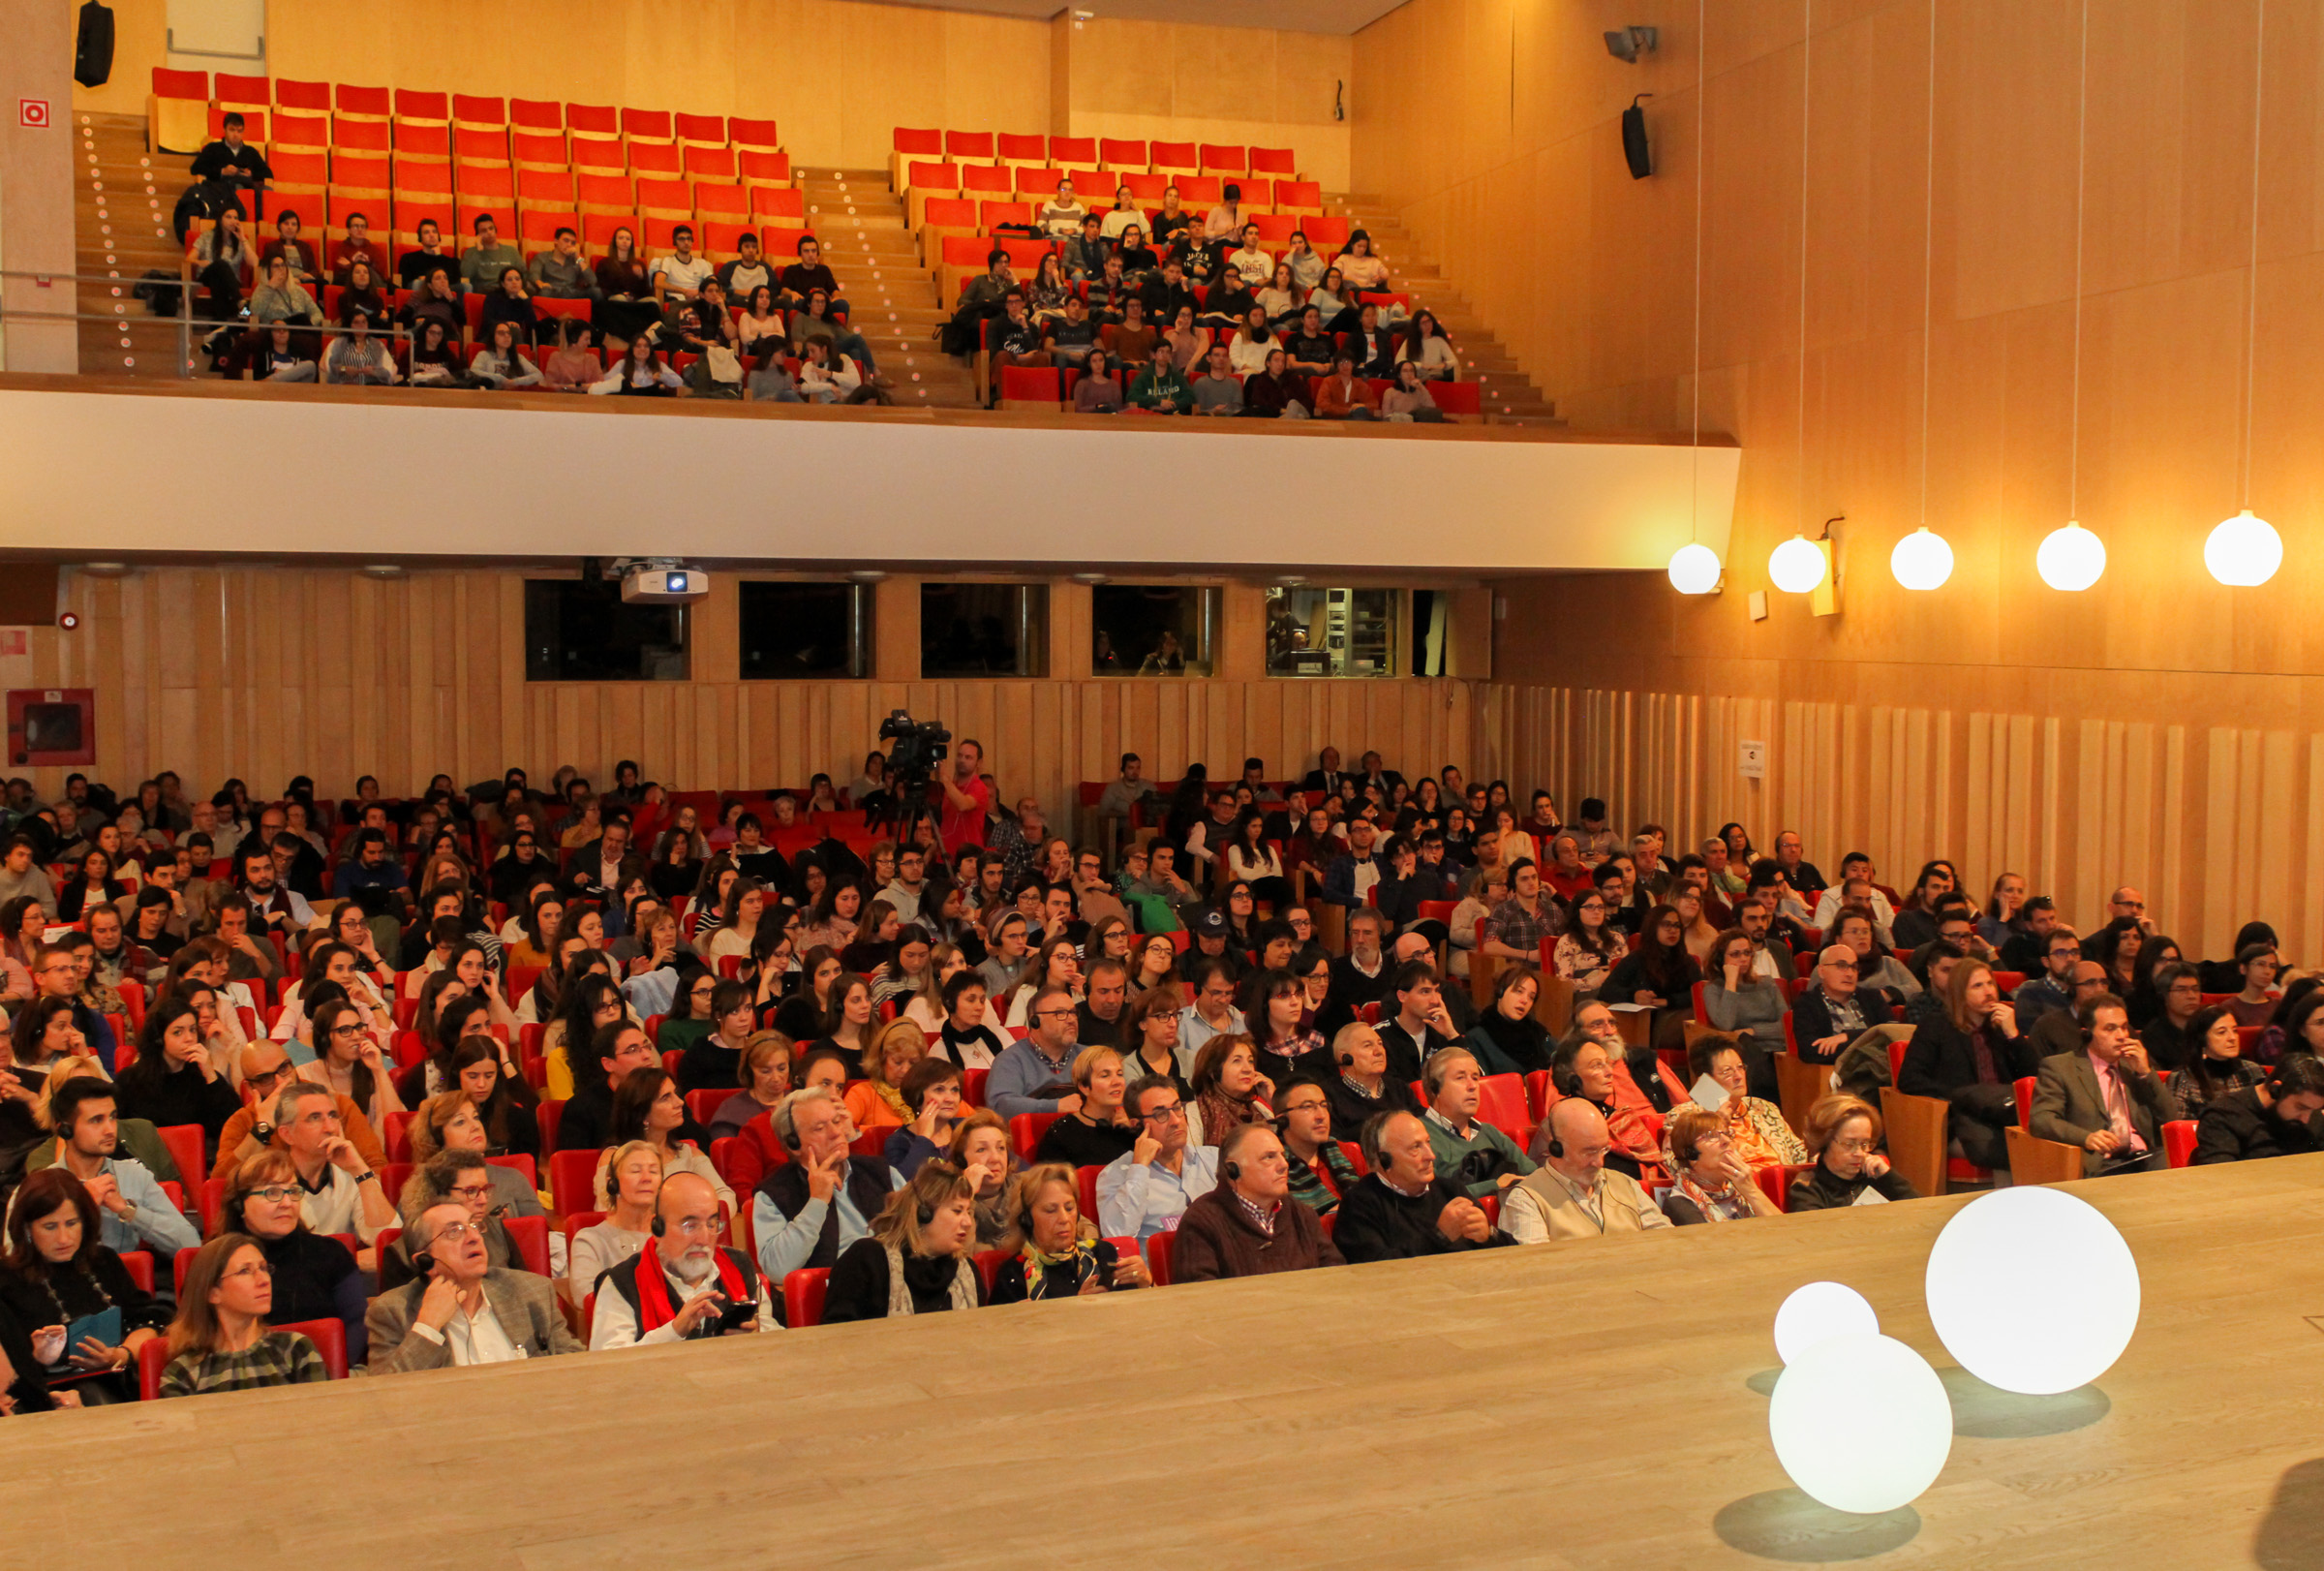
[989, 1162, 1148, 1304]
[593, 1173, 777, 1348]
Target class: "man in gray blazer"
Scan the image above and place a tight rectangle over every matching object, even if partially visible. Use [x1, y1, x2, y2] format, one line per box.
[2030, 993, 2182, 1176]
[367, 1201, 585, 1371]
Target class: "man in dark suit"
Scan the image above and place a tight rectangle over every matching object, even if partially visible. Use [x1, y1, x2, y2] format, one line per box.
[1897, 976, 2040, 1170]
[1298, 746, 1349, 800]
[570, 816, 649, 902]
[1356, 750, 1405, 794]
[1790, 943, 1901, 1064]
[2029, 993, 2181, 1175]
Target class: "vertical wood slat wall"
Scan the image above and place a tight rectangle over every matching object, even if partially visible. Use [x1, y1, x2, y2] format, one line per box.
[1480, 684, 2309, 967]
[13, 568, 1483, 841]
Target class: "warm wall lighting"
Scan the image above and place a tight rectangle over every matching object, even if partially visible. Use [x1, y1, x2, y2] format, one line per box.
[2204, 508, 2282, 587]
[1888, 528, 1954, 592]
[2035, 521, 2106, 592]
[1667, 543, 1723, 595]
[1768, 535, 1827, 594]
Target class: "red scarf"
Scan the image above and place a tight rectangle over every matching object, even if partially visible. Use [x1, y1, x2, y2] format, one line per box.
[630, 1234, 747, 1336]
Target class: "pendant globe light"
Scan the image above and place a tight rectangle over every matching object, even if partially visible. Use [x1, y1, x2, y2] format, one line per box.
[1769, 0, 1829, 603]
[2042, 0, 2105, 592]
[2210, 1, 2283, 586]
[2036, 521, 2106, 592]
[1892, 0, 1952, 591]
[1668, 0, 1722, 596]
[1769, 535, 1828, 594]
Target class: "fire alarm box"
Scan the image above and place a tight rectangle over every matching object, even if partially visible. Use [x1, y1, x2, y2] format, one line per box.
[8, 689, 96, 766]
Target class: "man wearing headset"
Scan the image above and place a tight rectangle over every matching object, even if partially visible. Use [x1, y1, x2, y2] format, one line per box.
[366, 1198, 581, 1371]
[1421, 1047, 1536, 1199]
[752, 1086, 905, 1285]
[1332, 1111, 1509, 1264]
[1499, 1098, 1671, 1245]
[1173, 1124, 1342, 1282]
[595, 1172, 778, 1348]
[2029, 992, 2181, 1176]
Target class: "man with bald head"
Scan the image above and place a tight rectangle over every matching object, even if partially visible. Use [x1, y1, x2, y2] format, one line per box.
[2109, 886, 2156, 936]
[593, 1171, 778, 1347]
[1172, 1124, 1342, 1281]
[1333, 1111, 1508, 1264]
[1789, 943, 1908, 1071]
[1499, 1099, 1671, 1244]
[207, 1036, 386, 1180]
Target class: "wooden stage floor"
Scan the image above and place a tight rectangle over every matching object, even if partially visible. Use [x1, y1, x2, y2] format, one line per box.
[5, 1155, 2321, 1569]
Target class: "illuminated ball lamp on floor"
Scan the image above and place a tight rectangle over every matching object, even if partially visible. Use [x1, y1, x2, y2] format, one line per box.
[1924, 1186, 2140, 1396]
[1889, 528, 1954, 592]
[2035, 521, 2106, 591]
[2203, 508, 2283, 587]
[1772, 1281, 1879, 1367]
[1667, 543, 1723, 595]
[1769, 1333, 1953, 1515]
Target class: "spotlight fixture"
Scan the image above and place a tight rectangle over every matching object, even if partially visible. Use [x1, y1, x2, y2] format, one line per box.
[1071, 571, 1108, 585]
[360, 564, 405, 579]
[79, 562, 128, 577]
[1604, 25, 1658, 61]
[57, 611, 80, 631]
[847, 570, 887, 583]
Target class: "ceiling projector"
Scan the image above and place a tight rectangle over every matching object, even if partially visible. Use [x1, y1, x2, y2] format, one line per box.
[620, 563, 710, 604]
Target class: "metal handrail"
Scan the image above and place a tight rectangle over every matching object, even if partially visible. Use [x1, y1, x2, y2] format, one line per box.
[0, 265, 435, 379]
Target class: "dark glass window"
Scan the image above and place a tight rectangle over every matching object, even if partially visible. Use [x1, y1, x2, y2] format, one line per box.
[524, 579, 689, 681]
[1264, 587, 1398, 677]
[739, 581, 872, 679]
[921, 583, 1048, 677]
[1090, 585, 1218, 676]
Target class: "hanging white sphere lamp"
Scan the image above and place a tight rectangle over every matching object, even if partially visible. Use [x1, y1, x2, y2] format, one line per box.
[2035, 521, 2106, 592]
[1888, 528, 1954, 591]
[1768, 535, 1828, 595]
[2203, 508, 2282, 587]
[1667, 543, 1724, 595]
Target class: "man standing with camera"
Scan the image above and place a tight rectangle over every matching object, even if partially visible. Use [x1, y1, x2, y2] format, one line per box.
[939, 737, 993, 851]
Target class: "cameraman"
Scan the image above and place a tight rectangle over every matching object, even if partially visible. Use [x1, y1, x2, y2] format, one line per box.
[938, 738, 993, 850]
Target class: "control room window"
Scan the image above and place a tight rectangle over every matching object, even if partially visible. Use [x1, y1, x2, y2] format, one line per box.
[1091, 585, 1218, 676]
[739, 581, 872, 679]
[921, 583, 1049, 677]
[525, 578, 689, 681]
[1264, 587, 1399, 677]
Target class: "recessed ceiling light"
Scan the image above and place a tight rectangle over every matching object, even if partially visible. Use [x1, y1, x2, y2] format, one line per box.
[80, 562, 128, 577]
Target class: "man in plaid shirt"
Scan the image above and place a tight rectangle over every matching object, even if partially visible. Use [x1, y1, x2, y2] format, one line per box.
[1483, 858, 1555, 965]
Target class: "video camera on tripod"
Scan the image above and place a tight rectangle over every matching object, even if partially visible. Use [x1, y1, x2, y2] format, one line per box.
[877, 709, 951, 785]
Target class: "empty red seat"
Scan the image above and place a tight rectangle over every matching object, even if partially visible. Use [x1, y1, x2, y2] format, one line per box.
[905, 160, 960, 192]
[213, 73, 267, 106]
[394, 121, 450, 158]
[275, 77, 330, 113]
[1013, 166, 1064, 196]
[204, 105, 265, 141]
[636, 176, 691, 214]
[510, 97, 562, 131]
[332, 153, 391, 192]
[1200, 142, 1247, 172]
[738, 148, 790, 183]
[684, 144, 737, 179]
[459, 164, 516, 200]
[1250, 145, 1296, 176]
[1150, 139, 1198, 171]
[962, 163, 1012, 196]
[1121, 171, 1167, 201]
[700, 220, 758, 257]
[581, 212, 632, 249]
[1430, 381, 1483, 416]
[628, 139, 682, 175]
[566, 102, 618, 137]
[577, 171, 634, 211]
[1099, 137, 1147, 168]
[1177, 174, 1223, 205]
[997, 131, 1045, 163]
[519, 209, 579, 251]
[894, 126, 942, 154]
[750, 185, 805, 222]
[782, 1267, 829, 1328]
[1305, 214, 1352, 249]
[392, 159, 453, 200]
[623, 108, 673, 141]
[729, 116, 780, 151]
[273, 111, 328, 148]
[452, 94, 506, 128]
[1271, 178, 1323, 210]
[920, 196, 975, 231]
[336, 83, 390, 118]
[946, 130, 995, 160]
[271, 148, 328, 187]
[1252, 213, 1297, 244]
[571, 135, 626, 172]
[394, 89, 449, 122]
[1050, 136, 1096, 166]
[518, 168, 577, 207]
[978, 199, 1028, 230]
[673, 111, 726, 145]
[695, 182, 747, 220]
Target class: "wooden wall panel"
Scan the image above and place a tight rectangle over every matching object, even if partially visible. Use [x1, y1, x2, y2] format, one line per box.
[24, 567, 1489, 843]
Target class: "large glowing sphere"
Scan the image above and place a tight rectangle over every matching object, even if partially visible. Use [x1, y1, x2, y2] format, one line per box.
[2035, 521, 2106, 591]
[1667, 542, 1724, 595]
[1923, 1186, 2140, 1396]
[2204, 508, 2282, 587]
[1889, 527, 1954, 591]
[1768, 1333, 1952, 1514]
[1768, 534, 1828, 594]
[1773, 1280, 1881, 1366]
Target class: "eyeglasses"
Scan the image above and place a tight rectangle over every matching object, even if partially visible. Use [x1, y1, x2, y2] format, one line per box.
[447, 1184, 496, 1201]
[1833, 1137, 1876, 1155]
[329, 1022, 365, 1036]
[247, 1186, 303, 1203]
[1138, 1102, 1186, 1122]
[223, 1261, 274, 1281]
[430, 1220, 484, 1243]
[1033, 1007, 1078, 1021]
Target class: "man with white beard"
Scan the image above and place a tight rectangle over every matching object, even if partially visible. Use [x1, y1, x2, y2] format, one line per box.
[591, 1172, 778, 1347]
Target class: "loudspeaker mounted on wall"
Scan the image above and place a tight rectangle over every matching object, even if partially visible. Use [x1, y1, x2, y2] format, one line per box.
[1622, 95, 1653, 180]
[75, 2, 115, 89]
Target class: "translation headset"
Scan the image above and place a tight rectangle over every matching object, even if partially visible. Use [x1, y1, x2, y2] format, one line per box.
[1337, 1051, 1356, 1067]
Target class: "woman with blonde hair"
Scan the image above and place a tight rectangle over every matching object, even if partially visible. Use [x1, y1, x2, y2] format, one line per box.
[568, 1140, 660, 1298]
[157, 1234, 329, 1398]
[1032, 1045, 1141, 1167]
[820, 1160, 985, 1321]
[989, 1161, 1148, 1303]
[947, 1111, 1018, 1247]
[843, 1018, 930, 1134]
[403, 1087, 546, 1218]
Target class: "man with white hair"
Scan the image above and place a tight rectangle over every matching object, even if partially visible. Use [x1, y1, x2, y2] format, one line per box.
[1499, 1099, 1671, 1244]
[752, 1086, 904, 1283]
[366, 1198, 581, 1371]
[1333, 1110, 1508, 1264]
[594, 1172, 777, 1347]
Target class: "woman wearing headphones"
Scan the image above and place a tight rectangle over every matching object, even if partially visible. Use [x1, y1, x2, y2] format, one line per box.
[820, 1160, 987, 1321]
[1660, 1107, 1782, 1224]
[1031, 1046, 1141, 1167]
[988, 1162, 1148, 1303]
[569, 1141, 660, 1300]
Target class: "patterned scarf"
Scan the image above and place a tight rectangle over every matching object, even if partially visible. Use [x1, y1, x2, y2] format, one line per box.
[1672, 1167, 1751, 1223]
[1019, 1238, 1098, 1300]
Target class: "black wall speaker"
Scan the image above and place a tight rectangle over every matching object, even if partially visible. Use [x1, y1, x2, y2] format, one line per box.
[1621, 96, 1652, 180]
[75, 3, 116, 89]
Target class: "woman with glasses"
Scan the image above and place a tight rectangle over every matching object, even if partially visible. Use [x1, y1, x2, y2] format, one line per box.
[1787, 1094, 1916, 1212]
[158, 1234, 330, 1398]
[1657, 1038, 1806, 1174]
[0, 1169, 167, 1403]
[1660, 1107, 1783, 1225]
[211, 1150, 368, 1365]
[1551, 890, 1623, 992]
[989, 1162, 1149, 1303]
[308, 996, 403, 1132]
[404, 1086, 545, 1218]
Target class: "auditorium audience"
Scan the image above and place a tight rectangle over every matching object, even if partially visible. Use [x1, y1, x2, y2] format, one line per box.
[823, 1159, 984, 1320]
[1898, 959, 2038, 1171]
[366, 1196, 581, 1371]
[1173, 1124, 1342, 1280]
[2191, 1052, 2324, 1164]
[990, 1163, 1147, 1302]
[752, 1086, 904, 1283]
[1334, 1110, 1506, 1263]
[1097, 1076, 1218, 1240]
[158, 1234, 330, 1397]
[0, 1168, 166, 1403]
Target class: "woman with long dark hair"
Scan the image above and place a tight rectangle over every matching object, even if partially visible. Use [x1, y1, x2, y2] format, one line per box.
[0, 1168, 166, 1403]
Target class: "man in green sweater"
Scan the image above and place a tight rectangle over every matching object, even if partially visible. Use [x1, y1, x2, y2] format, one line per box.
[1422, 1046, 1537, 1198]
[1128, 354, 1192, 415]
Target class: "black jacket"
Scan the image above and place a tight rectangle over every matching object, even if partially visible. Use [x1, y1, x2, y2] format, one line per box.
[1788, 1158, 1919, 1212]
[2191, 1087, 2324, 1164]
[1899, 1016, 2038, 1099]
[1332, 1173, 1512, 1264]
[1322, 1072, 1422, 1143]
[988, 1239, 1122, 1304]
[1789, 985, 1899, 1063]
[822, 1236, 979, 1321]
